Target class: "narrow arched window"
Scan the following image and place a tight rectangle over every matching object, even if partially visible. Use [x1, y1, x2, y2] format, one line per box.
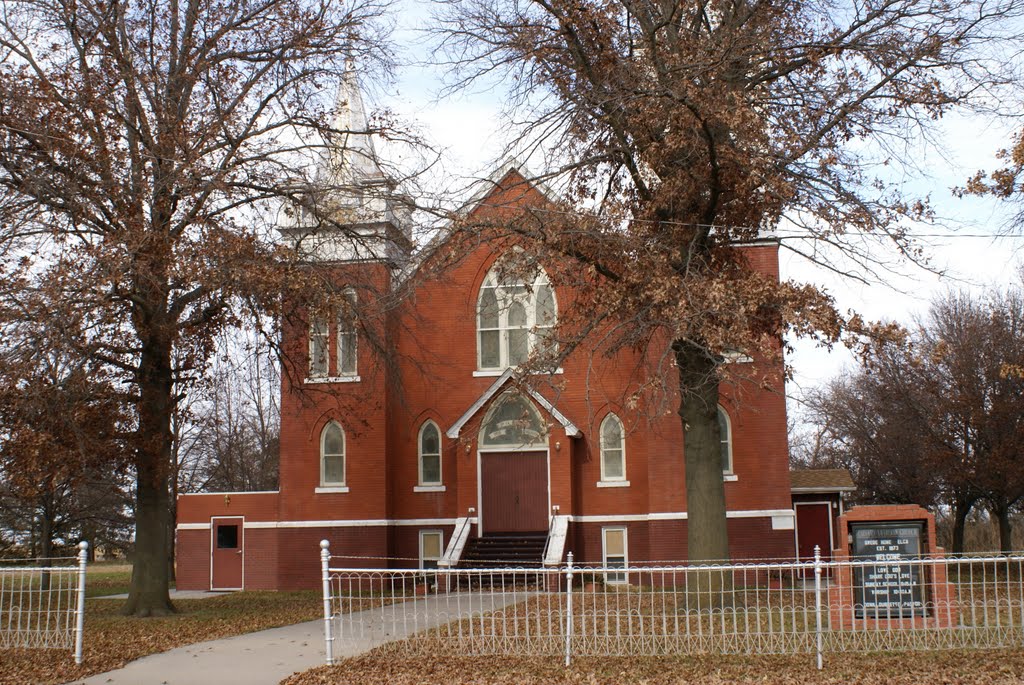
[321, 422, 346, 486]
[600, 414, 625, 482]
[418, 421, 442, 486]
[476, 264, 557, 370]
[718, 406, 733, 475]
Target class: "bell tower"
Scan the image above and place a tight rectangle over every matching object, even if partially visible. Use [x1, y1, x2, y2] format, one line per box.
[279, 60, 411, 264]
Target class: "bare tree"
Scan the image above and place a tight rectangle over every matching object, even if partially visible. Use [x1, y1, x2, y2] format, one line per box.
[0, 0, 401, 615]
[801, 287, 1024, 553]
[180, 332, 280, 494]
[435, 0, 1024, 565]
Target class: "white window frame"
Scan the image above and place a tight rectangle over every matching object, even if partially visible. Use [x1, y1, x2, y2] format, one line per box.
[602, 526, 628, 584]
[317, 421, 349, 492]
[476, 266, 556, 371]
[308, 314, 329, 378]
[718, 405, 735, 478]
[419, 530, 444, 570]
[336, 289, 358, 377]
[416, 420, 444, 489]
[598, 413, 628, 486]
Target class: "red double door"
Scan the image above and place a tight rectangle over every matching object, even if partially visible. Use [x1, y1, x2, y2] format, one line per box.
[480, 452, 549, 533]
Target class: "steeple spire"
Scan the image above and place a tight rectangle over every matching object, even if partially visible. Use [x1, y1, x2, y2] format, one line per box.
[280, 58, 411, 264]
[320, 59, 385, 187]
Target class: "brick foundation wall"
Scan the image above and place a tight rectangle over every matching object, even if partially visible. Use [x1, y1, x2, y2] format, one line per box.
[176, 528, 211, 591]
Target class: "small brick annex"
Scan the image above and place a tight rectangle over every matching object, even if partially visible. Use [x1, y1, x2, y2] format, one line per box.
[175, 78, 799, 591]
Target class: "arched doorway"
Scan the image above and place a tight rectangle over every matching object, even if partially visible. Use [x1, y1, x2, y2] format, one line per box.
[478, 391, 550, 534]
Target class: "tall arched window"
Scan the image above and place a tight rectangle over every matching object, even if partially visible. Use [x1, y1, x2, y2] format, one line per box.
[477, 265, 556, 370]
[418, 421, 442, 486]
[718, 406, 733, 474]
[600, 414, 626, 482]
[321, 422, 346, 486]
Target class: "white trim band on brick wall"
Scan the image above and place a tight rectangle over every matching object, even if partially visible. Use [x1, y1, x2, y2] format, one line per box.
[176, 509, 796, 532]
[569, 508, 794, 523]
[176, 490, 280, 498]
[177, 517, 462, 531]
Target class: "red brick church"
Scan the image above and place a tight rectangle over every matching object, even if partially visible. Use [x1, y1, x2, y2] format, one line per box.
[175, 74, 808, 592]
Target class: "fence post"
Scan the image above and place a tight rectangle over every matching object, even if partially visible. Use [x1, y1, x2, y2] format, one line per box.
[813, 544, 823, 671]
[320, 540, 334, 666]
[564, 551, 574, 667]
[74, 541, 88, 665]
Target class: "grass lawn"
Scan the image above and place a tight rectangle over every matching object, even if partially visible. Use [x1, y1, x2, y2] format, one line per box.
[0, 564, 322, 685]
[83, 563, 141, 598]
[284, 649, 1024, 684]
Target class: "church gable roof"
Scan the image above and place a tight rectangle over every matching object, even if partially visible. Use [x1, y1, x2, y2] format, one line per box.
[445, 367, 581, 440]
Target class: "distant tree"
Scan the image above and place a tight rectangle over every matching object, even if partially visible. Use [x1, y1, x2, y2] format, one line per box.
[801, 343, 944, 509]
[0, 0, 399, 616]
[178, 333, 280, 494]
[436, 0, 1024, 565]
[801, 288, 1024, 553]
[0, 306, 130, 563]
[925, 290, 1024, 552]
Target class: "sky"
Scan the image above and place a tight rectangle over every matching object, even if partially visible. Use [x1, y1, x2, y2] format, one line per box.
[373, 2, 1024, 414]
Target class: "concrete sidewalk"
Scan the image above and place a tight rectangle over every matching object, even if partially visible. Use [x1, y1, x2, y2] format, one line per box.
[93, 589, 229, 601]
[66, 591, 522, 685]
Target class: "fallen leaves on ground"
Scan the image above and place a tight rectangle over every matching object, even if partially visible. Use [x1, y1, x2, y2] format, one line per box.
[283, 649, 1024, 685]
[0, 591, 322, 685]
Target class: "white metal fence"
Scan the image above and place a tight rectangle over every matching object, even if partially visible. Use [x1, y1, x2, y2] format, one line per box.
[0, 541, 88, 663]
[320, 541, 1024, 669]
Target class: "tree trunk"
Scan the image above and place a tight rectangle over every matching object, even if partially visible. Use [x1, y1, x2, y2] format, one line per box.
[951, 498, 972, 555]
[39, 503, 53, 592]
[993, 502, 1014, 554]
[674, 340, 729, 563]
[123, 328, 176, 617]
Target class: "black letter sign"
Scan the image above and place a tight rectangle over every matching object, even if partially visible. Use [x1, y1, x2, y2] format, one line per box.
[851, 522, 925, 619]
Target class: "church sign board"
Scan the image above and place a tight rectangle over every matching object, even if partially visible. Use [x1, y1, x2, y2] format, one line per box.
[829, 505, 958, 629]
[851, 521, 925, 618]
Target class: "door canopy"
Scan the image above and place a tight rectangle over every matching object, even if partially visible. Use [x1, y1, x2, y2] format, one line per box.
[480, 391, 548, 449]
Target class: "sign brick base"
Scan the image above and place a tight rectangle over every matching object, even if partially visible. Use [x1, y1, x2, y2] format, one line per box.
[828, 504, 959, 630]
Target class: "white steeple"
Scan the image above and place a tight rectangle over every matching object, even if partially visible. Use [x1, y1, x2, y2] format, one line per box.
[319, 59, 386, 188]
[280, 60, 411, 263]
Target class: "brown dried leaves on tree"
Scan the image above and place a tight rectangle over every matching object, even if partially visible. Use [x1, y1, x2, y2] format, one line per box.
[436, 0, 1024, 562]
[0, 0, 398, 615]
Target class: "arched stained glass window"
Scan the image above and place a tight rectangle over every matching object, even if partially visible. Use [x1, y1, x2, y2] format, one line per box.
[321, 422, 346, 486]
[718, 406, 733, 474]
[600, 414, 625, 482]
[479, 392, 548, 449]
[419, 421, 442, 486]
[476, 264, 557, 370]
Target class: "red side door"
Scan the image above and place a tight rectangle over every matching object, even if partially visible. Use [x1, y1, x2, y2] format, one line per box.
[211, 516, 244, 590]
[480, 452, 548, 533]
[795, 503, 832, 577]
